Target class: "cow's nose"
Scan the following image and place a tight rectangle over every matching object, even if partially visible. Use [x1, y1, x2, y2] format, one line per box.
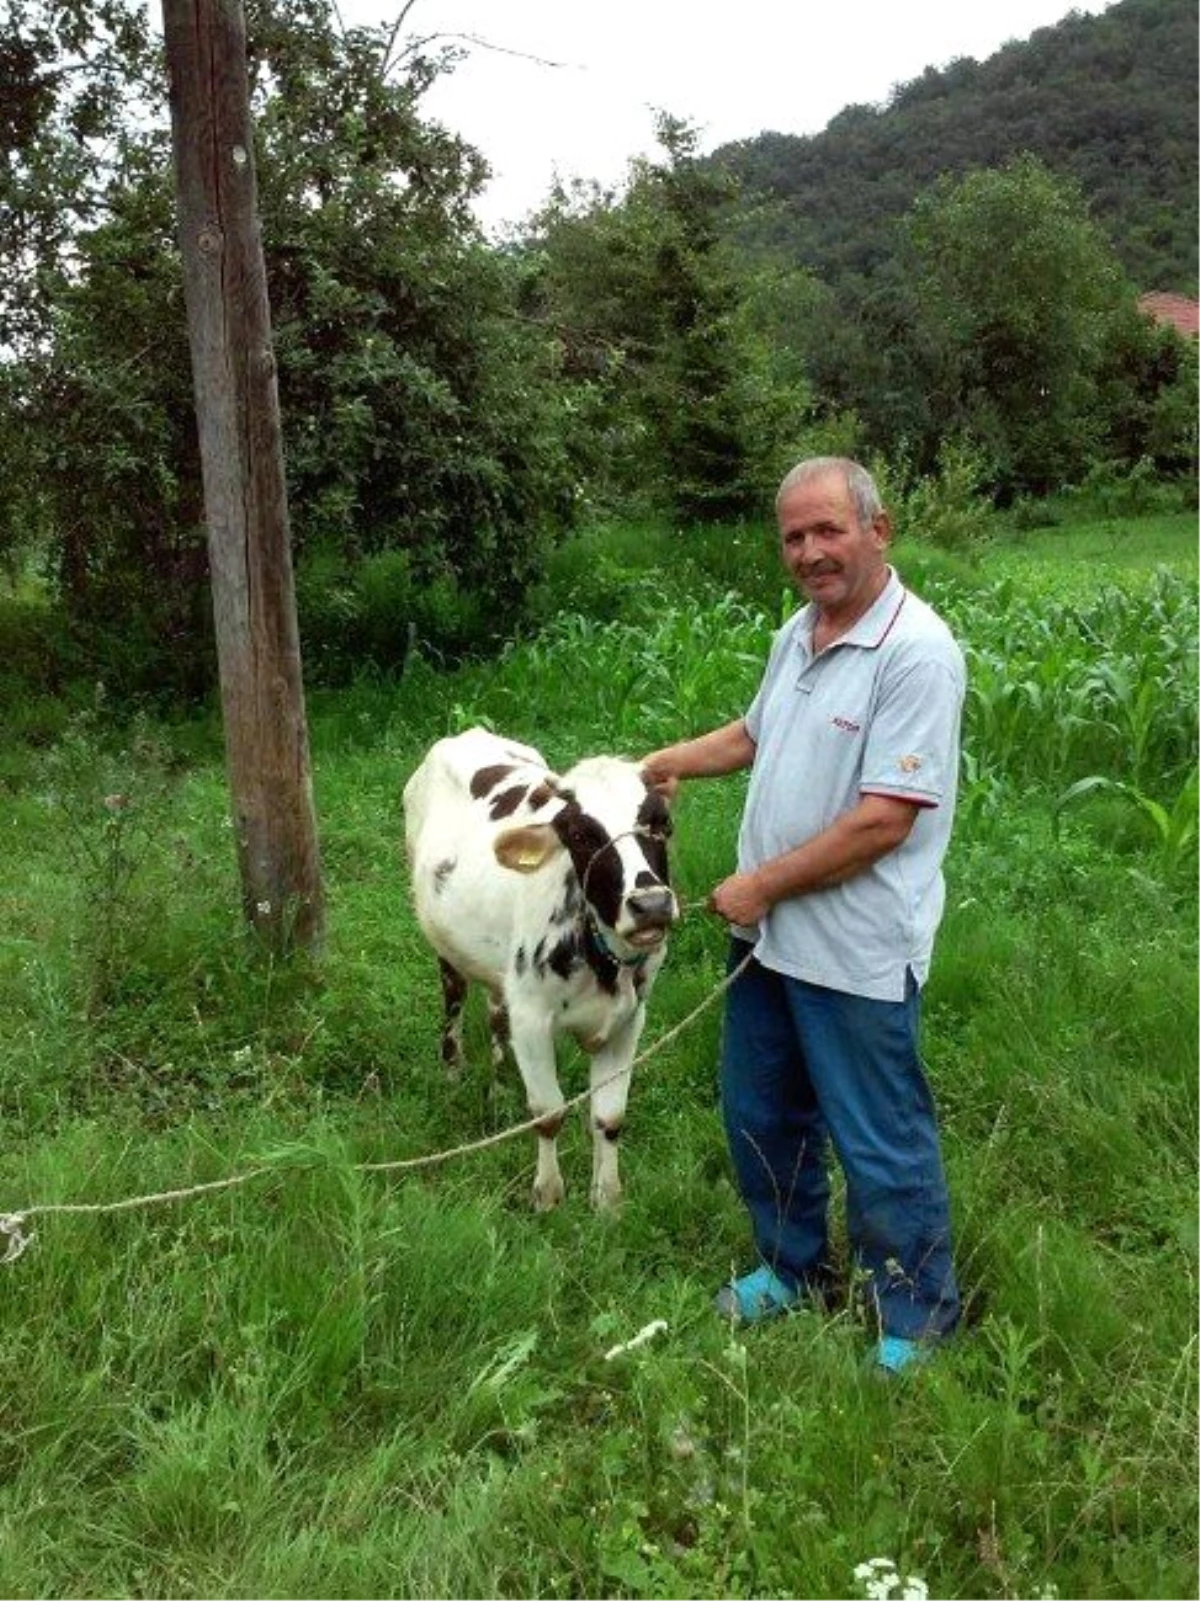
[626, 887, 677, 925]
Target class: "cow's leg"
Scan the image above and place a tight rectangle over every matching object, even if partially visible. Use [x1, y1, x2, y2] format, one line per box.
[588, 1009, 646, 1212]
[509, 1009, 566, 1210]
[438, 957, 468, 1078]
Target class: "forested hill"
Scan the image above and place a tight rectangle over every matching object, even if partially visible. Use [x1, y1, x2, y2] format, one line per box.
[711, 0, 1197, 294]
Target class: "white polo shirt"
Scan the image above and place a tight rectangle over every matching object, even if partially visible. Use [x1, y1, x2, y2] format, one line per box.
[738, 568, 965, 1002]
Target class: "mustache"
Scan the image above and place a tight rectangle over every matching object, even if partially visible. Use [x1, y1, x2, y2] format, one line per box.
[799, 560, 842, 578]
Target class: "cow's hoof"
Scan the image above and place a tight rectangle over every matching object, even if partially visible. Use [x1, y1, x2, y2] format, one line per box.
[590, 1184, 623, 1214]
[532, 1178, 565, 1211]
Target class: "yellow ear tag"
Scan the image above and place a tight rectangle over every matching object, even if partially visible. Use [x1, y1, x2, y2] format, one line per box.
[515, 847, 543, 870]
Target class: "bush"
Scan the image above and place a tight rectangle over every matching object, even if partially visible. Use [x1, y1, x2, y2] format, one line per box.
[296, 546, 493, 684]
[1067, 457, 1192, 520]
[1009, 495, 1064, 531]
[887, 439, 997, 555]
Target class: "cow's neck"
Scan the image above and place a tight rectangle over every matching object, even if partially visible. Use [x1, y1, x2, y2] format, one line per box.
[583, 912, 650, 982]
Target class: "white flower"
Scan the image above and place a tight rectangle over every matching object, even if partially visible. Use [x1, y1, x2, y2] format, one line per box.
[853, 1558, 929, 1601]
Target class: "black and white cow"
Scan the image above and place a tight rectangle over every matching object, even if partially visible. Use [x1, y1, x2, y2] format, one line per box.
[403, 727, 677, 1210]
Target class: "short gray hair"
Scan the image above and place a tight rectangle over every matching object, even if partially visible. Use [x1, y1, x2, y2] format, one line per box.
[775, 457, 883, 528]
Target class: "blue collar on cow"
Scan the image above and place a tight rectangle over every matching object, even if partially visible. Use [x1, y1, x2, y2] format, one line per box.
[585, 914, 651, 972]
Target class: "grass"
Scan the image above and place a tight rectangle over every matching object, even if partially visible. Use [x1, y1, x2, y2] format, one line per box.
[987, 511, 1198, 583]
[0, 504, 1195, 1598]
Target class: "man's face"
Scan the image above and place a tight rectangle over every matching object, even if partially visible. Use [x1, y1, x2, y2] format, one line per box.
[777, 469, 890, 621]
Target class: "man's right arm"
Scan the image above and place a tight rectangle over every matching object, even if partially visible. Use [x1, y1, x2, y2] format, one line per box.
[642, 720, 756, 793]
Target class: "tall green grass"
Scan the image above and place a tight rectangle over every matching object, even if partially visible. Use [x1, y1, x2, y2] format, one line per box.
[0, 511, 1194, 1598]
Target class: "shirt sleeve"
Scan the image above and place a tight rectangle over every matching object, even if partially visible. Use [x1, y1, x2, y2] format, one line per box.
[859, 649, 965, 808]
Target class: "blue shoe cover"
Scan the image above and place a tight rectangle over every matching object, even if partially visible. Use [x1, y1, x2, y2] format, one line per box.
[876, 1334, 932, 1373]
[713, 1264, 799, 1325]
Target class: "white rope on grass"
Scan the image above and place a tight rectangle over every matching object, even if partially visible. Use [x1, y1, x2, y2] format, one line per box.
[0, 1169, 271, 1263]
[0, 947, 755, 1264]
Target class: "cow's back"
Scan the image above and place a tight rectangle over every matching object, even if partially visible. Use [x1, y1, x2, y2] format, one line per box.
[403, 729, 557, 985]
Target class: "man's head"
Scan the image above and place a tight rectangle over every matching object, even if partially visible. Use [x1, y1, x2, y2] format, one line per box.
[775, 457, 891, 626]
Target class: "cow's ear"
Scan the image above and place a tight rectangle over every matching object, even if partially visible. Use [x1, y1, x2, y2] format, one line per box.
[494, 823, 563, 873]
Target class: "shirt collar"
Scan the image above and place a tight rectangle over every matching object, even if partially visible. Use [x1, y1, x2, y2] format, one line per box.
[797, 567, 906, 653]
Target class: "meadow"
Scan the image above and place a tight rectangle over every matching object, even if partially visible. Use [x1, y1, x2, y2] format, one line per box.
[0, 509, 1195, 1600]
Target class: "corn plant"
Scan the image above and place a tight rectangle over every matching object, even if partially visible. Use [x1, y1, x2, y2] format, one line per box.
[1054, 766, 1200, 878]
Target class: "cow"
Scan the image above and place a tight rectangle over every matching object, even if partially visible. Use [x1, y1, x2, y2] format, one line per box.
[403, 727, 678, 1211]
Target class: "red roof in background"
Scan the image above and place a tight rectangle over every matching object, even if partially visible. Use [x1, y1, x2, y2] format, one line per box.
[1138, 291, 1200, 337]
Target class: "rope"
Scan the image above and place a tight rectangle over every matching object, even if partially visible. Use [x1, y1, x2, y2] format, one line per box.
[355, 945, 753, 1175]
[0, 943, 755, 1263]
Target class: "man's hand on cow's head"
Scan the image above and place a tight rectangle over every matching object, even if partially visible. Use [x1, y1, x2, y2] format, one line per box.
[639, 754, 679, 803]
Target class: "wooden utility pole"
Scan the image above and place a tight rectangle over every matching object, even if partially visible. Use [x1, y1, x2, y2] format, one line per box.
[162, 0, 324, 953]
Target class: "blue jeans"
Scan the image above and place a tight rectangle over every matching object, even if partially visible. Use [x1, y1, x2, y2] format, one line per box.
[720, 942, 960, 1340]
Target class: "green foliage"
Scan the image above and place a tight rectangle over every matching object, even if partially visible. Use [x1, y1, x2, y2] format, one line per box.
[711, 1, 1197, 502]
[1067, 455, 1198, 521]
[716, 0, 1198, 295]
[0, 0, 159, 355]
[0, 0, 573, 696]
[521, 116, 768, 526]
[888, 440, 998, 555]
[1142, 333, 1200, 471]
[1055, 767, 1199, 878]
[905, 156, 1143, 494]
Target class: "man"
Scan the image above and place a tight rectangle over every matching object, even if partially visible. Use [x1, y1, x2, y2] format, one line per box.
[642, 456, 963, 1373]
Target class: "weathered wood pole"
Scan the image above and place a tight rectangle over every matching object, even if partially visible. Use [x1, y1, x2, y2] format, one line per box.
[161, 0, 324, 953]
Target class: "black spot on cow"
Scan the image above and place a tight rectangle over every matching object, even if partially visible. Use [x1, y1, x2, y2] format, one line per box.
[439, 956, 467, 1014]
[489, 998, 510, 1047]
[489, 784, 529, 820]
[635, 791, 673, 881]
[595, 1118, 622, 1143]
[433, 858, 456, 894]
[550, 877, 583, 927]
[581, 931, 621, 996]
[438, 957, 468, 1070]
[514, 945, 527, 976]
[470, 763, 515, 799]
[552, 801, 624, 933]
[636, 789, 672, 834]
[546, 933, 581, 982]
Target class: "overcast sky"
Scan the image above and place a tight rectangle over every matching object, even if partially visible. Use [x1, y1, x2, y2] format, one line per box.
[337, 0, 1116, 231]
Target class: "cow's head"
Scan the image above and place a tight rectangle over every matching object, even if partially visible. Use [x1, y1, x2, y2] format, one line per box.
[494, 757, 678, 958]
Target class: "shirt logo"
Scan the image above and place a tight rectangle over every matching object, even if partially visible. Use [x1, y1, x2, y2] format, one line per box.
[899, 754, 923, 773]
[831, 715, 861, 733]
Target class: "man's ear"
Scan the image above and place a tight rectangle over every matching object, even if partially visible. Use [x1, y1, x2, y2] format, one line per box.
[872, 510, 893, 550]
[494, 823, 563, 873]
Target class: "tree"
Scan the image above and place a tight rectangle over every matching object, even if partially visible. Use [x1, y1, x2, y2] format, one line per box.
[1142, 333, 1199, 474]
[522, 116, 764, 525]
[905, 155, 1141, 493]
[0, 0, 574, 694]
